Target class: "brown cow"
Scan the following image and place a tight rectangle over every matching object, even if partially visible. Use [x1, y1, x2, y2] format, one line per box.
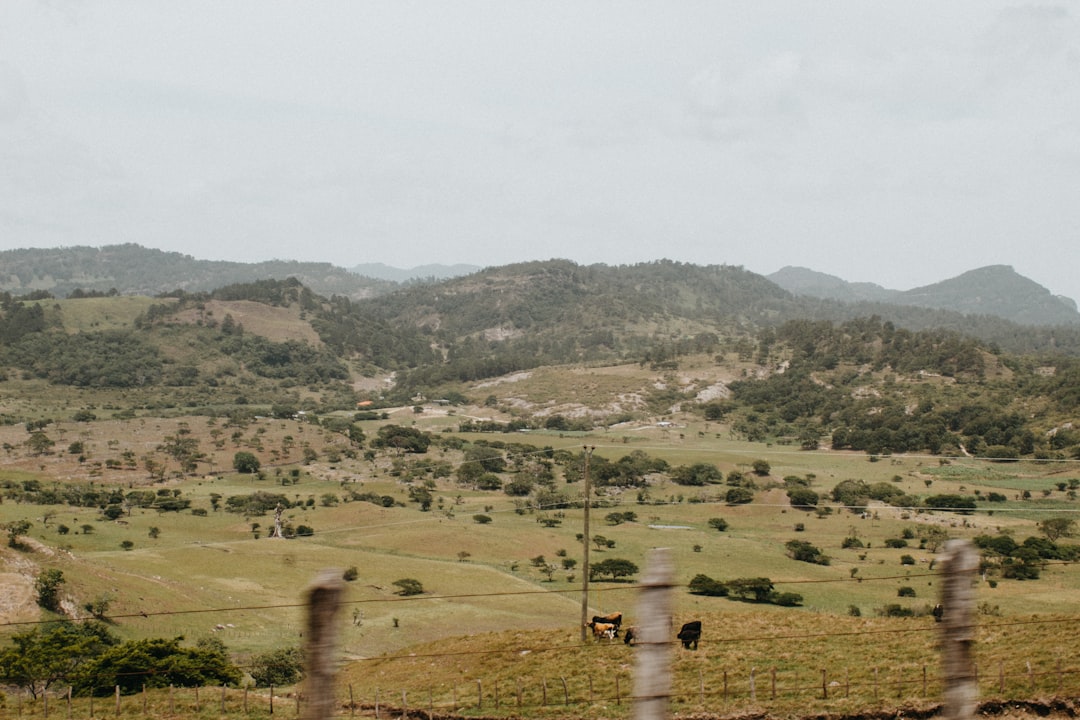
[586, 620, 617, 641]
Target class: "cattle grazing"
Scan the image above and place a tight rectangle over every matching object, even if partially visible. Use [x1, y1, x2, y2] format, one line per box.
[622, 626, 637, 645]
[586, 620, 618, 641]
[677, 620, 702, 650]
[591, 612, 623, 634]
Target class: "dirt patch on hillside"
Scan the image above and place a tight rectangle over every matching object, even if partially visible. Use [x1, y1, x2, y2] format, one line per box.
[171, 299, 321, 345]
[0, 573, 36, 625]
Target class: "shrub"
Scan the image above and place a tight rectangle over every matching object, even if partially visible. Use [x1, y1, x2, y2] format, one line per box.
[343, 566, 359, 582]
[771, 592, 803, 607]
[392, 578, 424, 596]
[884, 538, 908, 548]
[233, 451, 261, 474]
[688, 574, 728, 596]
[787, 487, 819, 508]
[878, 604, 915, 617]
[472, 514, 493, 524]
[897, 586, 916, 597]
[707, 517, 729, 531]
[785, 539, 830, 565]
[900, 554, 916, 565]
[725, 487, 754, 505]
[249, 647, 304, 687]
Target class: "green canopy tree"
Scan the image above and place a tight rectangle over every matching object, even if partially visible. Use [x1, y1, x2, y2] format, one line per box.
[0, 621, 118, 698]
[589, 558, 639, 581]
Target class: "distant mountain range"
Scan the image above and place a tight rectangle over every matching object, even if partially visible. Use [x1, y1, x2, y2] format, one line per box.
[350, 262, 481, 283]
[768, 264, 1080, 326]
[1, 244, 1078, 328]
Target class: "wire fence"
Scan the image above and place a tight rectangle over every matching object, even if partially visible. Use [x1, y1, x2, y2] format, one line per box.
[5, 543, 1080, 719]
[6, 658, 1080, 720]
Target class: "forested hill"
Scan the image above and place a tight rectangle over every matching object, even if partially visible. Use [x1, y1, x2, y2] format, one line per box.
[342, 260, 1080, 364]
[770, 264, 1080, 326]
[0, 244, 395, 300]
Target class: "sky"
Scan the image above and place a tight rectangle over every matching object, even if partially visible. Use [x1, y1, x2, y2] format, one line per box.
[2, 1, 1079, 303]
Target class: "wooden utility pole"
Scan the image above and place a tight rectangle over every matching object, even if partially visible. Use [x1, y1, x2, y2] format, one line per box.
[580, 446, 595, 642]
[941, 539, 978, 720]
[302, 570, 345, 720]
[632, 548, 674, 720]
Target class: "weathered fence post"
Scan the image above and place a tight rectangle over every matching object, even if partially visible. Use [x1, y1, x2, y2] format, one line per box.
[632, 548, 674, 720]
[941, 539, 978, 720]
[750, 668, 756, 702]
[115, 685, 120, 716]
[698, 668, 704, 704]
[374, 687, 379, 718]
[821, 669, 828, 699]
[561, 676, 569, 705]
[401, 690, 407, 720]
[67, 686, 72, 720]
[542, 678, 548, 706]
[476, 679, 482, 709]
[771, 668, 777, 700]
[221, 684, 227, 713]
[723, 670, 728, 701]
[43, 689, 48, 719]
[301, 570, 345, 720]
[349, 685, 354, 717]
[142, 684, 147, 715]
[194, 685, 200, 712]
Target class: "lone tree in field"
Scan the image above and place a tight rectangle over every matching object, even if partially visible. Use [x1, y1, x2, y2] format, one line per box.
[3, 519, 32, 549]
[589, 558, 639, 581]
[1038, 517, 1076, 541]
[233, 451, 260, 474]
[393, 578, 424, 596]
[34, 569, 65, 612]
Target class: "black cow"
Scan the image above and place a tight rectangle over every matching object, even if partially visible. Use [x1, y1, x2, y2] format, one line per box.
[622, 626, 637, 645]
[677, 620, 702, 650]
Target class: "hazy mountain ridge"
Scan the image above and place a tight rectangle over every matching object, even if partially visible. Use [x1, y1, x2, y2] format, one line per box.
[350, 261, 481, 282]
[769, 264, 1080, 326]
[3, 245, 1079, 333]
[0, 244, 397, 300]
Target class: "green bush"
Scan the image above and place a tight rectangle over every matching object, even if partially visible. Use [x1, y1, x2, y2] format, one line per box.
[249, 647, 304, 688]
[393, 578, 424, 596]
[688, 574, 728, 596]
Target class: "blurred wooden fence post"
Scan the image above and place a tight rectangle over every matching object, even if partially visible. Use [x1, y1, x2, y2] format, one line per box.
[941, 539, 978, 720]
[632, 548, 674, 720]
[302, 570, 345, 720]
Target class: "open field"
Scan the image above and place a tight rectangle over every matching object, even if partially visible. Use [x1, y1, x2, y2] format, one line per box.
[2, 353, 1080, 718]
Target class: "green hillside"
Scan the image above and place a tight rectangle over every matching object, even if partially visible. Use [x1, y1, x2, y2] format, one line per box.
[2, 264, 1080, 716]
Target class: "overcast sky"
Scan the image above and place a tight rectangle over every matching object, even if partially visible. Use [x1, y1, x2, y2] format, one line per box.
[2, 1, 1079, 303]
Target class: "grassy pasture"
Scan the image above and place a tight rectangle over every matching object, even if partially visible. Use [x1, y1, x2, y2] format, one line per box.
[2, 393, 1080, 719]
